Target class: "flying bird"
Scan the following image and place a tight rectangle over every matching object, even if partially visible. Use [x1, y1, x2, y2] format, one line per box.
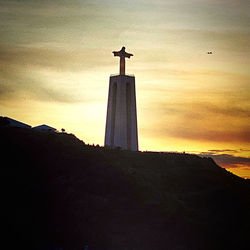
[207, 51, 213, 54]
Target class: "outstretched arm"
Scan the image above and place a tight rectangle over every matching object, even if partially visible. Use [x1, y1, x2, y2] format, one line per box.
[113, 51, 120, 56]
[125, 52, 133, 58]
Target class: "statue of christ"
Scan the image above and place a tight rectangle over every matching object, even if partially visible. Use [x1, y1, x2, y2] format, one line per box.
[113, 47, 133, 75]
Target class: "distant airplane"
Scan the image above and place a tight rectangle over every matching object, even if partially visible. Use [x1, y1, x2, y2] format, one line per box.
[207, 52, 213, 54]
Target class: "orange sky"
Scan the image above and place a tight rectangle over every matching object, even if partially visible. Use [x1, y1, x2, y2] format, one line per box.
[0, 0, 249, 178]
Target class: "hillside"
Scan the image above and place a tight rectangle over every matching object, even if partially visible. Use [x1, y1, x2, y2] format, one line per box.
[1, 127, 250, 250]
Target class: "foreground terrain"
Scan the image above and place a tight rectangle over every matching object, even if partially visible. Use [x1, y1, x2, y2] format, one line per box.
[1, 127, 250, 250]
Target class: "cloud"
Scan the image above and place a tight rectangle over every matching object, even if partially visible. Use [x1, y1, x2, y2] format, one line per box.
[0, 59, 85, 104]
[0, 64, 82, 103]
[199, 104, 250, 118]
[0, 44, 112, 72]
[167, 128, 250, 143]
[0, 0, 126, 48]
[239, 149, 250, 152]
[196, 148, 250, 179]
[198, 152, 250, 169]
[0, 43, 112, 103]
[142, 95, 250, 143]
[163, 29, 250, 52]
[207, 149, 239, 154]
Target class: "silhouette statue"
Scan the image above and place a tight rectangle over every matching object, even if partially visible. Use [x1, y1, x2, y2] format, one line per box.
[105, 46, 138, 151]
[113, 46, 133, 75]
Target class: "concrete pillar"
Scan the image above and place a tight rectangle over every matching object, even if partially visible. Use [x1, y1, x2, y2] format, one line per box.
[104, 75, 138, 151]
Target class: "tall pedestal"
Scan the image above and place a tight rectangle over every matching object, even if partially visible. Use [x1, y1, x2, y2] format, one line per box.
[105, 75, 138, 151]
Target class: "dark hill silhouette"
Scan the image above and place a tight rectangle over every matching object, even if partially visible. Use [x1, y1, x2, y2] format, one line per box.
[1, 127, 250, 250]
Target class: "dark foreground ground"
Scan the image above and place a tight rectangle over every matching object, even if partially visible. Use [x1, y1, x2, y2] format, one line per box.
[1, 127, 250, 250]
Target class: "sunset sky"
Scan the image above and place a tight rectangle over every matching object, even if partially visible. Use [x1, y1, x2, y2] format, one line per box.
[0, 0, 250, 178]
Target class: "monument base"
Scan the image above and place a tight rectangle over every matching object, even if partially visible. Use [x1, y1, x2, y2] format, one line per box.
[104, 75, 138, 151]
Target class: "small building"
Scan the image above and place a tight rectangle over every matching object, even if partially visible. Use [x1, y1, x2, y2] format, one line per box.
[32, 124, 57, 132]
[0, 116, 31, 129]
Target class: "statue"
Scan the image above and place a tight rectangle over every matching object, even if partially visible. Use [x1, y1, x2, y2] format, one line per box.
[105, 46, 138, 151]
[113, 46, 133, 75]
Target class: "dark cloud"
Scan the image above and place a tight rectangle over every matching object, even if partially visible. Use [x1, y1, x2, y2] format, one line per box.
[239, 149, 250, 152]
[168, 128, 250, 143]
[151, 94, 250, 119]
[206, 149, 250, 155]
[0, 44, 111, 72]
[199, 104, 250, 118]
[207, 149, 239, 154]
[148, 98, 250, 143]
[198, 152, 250, 168]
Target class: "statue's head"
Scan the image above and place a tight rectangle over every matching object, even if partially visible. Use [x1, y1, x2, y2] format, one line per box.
[121, 46, 125, 51]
